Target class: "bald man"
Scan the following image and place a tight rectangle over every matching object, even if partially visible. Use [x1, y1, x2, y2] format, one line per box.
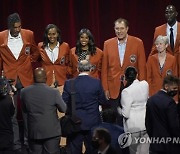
[21, 67, 67, 154]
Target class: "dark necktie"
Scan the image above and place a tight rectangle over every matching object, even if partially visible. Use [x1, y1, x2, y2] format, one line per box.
[170, 27, 174, 51]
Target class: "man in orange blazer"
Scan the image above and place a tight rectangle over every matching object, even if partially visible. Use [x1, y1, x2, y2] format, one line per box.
[101, 18, 146, 111]
[0, 13, 39, 87]
[0, 13, 39, 153]
[150, 5, 180, 77]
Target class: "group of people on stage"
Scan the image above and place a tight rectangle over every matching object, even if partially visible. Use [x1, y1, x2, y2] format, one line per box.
[0, 3, 179, 154]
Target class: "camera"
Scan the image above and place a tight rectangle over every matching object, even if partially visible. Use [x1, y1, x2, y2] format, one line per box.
[0, 71, 15, 96]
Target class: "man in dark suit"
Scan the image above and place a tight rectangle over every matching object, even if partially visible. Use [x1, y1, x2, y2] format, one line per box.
[145, 75, 180, 154]
[92, 109, 126, 154]
[0, 77, 15, 154]
[21, 67, 67, 154]
[92, 128, 117, 154]
[62, 60, 107, 154]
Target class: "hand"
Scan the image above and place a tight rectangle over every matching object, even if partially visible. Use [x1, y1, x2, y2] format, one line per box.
[57, 85, 64, 94]
[50, 84, 54, 88]
[117, 106, 122, 115]
[9, 91, 14, 97]
[11, 85, 17, 92]
[105, 90, 110, 100]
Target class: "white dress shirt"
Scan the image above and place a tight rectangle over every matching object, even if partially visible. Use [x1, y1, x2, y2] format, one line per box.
[166, 21, 177, 46]
[118, 37, 127, 66]
[7, 32, 23, 60]
[45, 42, 59, 63]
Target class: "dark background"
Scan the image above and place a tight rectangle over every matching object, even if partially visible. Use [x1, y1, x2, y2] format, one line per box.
[1, 0, 180, 58]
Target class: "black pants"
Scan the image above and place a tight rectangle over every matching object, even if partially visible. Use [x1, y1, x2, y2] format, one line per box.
[12, 94, 21, 150]
[12, 78, 26, 150]
[29, 136, 60, 154]
[102, 89, 123, 127]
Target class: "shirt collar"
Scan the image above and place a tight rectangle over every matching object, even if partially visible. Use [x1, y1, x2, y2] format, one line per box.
[167, 21, 177, 30]
[8, 31, 21, 40]
[118, 35, 128, 45]
[78, 72, 89, 76]
[161, 89, 167, 93]
[47, 42, 59, 50]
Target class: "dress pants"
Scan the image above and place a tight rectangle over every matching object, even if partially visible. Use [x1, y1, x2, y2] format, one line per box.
[29, 136, 60, 154]
[12, 94, 21, 150]
[13, 78, 28, 150]
[66, 130, 93, 154]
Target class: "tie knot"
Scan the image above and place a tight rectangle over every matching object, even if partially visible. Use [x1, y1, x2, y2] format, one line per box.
[170, 27, 173, 31]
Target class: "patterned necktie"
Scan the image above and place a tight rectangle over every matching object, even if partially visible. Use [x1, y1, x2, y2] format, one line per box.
[170, 27, 174, 51]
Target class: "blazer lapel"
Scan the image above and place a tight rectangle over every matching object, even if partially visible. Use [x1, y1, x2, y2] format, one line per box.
[112, 38, 121, 67]
[3, 30, 8, 45]
[154, 54, 162, 76]
[55, 46, 61, 63]
[15, 30, 26, 59]
[20, 30, 27, 44]
[122, 36, 131, 68]
[161, 54, 172, 76]
[161, 24, 167, 35]
[41, 48, 53, 63]
[160, 25, 173, 54]
[174, 22, 180, 53]
[1, 45, 16, 60]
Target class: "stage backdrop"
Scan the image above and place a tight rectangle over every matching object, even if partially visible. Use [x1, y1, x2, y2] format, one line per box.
[0, 0, 180, 57]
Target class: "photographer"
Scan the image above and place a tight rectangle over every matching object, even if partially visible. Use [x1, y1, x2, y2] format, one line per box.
[0, 77, 15, 153]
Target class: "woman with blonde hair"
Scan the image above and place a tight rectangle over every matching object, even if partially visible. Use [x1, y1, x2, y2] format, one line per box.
[147, 35, 177, 98]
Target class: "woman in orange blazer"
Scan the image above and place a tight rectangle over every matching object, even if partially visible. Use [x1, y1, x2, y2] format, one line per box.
[38, 24, 70, 87]
[69, 28, 103, 79]
[147, 35, 177, 97]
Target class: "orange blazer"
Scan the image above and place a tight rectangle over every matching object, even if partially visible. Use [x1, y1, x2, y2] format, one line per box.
[146, 53, 177, 96]
[150, 22, 180, 77]
[69, 47, 103, 79]
[38, 42, 70, 86]
[101, 36, 146, 99]
[0, 29, 39, 87]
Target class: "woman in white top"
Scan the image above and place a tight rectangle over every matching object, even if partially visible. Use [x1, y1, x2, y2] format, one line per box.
[118, 66, 149, 154]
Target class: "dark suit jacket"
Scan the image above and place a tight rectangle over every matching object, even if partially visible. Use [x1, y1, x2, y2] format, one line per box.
[92, 122, 125, 154]
[21, 83, 67, 140]
[145, 90, 180, 153]
[0, 29, 39, 87]
[106, 146, 117, 154]
[62, 75, 107, 130]
[94, 145, 117, 154]
[0, 95, 14, 149]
